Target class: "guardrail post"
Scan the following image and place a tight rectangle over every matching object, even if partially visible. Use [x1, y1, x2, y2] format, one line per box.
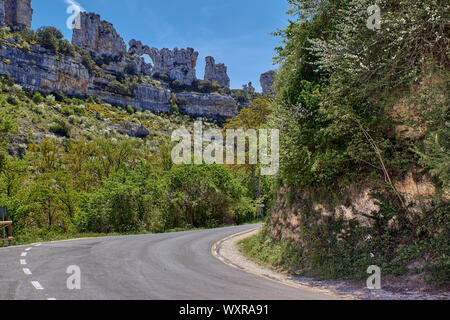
[8, 222, 12, 247]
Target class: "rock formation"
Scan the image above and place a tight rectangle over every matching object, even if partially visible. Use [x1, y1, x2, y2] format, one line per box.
[72, 12, 126, 57]
[128, 39, 150, 56]
[204, 56, 230, 88]
[0, 4, 238, 120]
[149, 47, 198, 86]
[260, 70, 275, 95]
[0, 43, 237, 120]
[0, 1, 5, 28]
[0, 0, 33, 29]
[129, 39, 199, 86]
[243, 81, 255, 94]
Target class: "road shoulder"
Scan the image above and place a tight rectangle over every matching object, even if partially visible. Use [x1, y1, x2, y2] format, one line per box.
[213, 228, 450, 300]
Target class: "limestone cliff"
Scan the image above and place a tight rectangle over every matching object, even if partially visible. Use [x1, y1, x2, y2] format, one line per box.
[148, 47, 199, 86]
[204, 56, 230, 88]
[72, 12, 127, 57]
[260, 70, 275, 95]
[129, 39, 200, 86]
[0, 0, 32, 29]
[0, 3, 239, 120]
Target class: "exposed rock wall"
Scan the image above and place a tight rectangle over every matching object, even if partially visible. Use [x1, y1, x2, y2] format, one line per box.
[243, 81, 255, 94]
[148, 47, 198, 86]
[260, 70, 275, 95]
[0, 0, 32, 29]
[0, 4, 238, 120]
[0, 1, 5, 28]
[268, 172, 438, 243]
[0, 44, 90, 96]
[204, 56, 230, 88]
[72, 12, 126, 57]
[0, 43, 237, 120]
[176, 92, 237, 119]
[129, 39, 199, 86]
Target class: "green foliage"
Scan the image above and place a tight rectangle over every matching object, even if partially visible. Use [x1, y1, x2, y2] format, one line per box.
[49, 117, 72, 137]
[256, 0, 450, 285]
[36, 27, 76, 56]
[106, 76, 140, 97]
[415, 130, 450, 188]
[32, 91, 44, 104]
[0, 109, 17, 133]
[169, 93, 179, 114]
[239, 230, 302, 273]
[164, 164, 254, 228]
[0, 76, 257, 242]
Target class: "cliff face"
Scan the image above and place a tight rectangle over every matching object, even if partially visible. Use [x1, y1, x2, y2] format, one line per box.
[260, 70, 275, 95]
[72, 12, 127, 57]
[0, 44, 90, 96]
[177, 92, 237, 119]
[0, 0, 32, 29]
[148, 47, 199, 86]
[0, 4, 240, 120]
[204, 56, 230, 88]
[267, 172, 438, 244]
[0, 42, 238, 120]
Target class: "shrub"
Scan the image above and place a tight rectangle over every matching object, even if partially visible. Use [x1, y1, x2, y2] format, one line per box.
[32, 91, 44, 104]
[36, 27, 64, 54]
[49, 118, 72, 137]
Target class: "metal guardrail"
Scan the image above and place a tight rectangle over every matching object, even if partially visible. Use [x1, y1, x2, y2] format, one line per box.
[0, 221, 13, 246]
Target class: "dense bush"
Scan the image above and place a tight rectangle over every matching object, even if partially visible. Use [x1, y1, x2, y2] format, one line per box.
[245, 0, 450, 285]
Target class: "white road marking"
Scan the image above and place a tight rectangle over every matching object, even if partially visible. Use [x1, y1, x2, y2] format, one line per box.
[25, 247, 32, 251]
[23, 268, 32, 275]
[31, 281, 44, 290]
[21, 252, 27, 257]
[33, 243, 41, 247]
[20, 259, 27, 265]
[47, 298, 56, 300]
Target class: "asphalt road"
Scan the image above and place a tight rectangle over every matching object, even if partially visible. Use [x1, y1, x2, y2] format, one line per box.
[0, 224, 337, 300]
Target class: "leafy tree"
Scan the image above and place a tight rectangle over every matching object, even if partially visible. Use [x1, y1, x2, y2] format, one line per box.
[36, 27, 64, 54]
[226, 98, 272, 200]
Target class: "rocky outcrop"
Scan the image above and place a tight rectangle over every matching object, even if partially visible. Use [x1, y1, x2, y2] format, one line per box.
[176, 92, 238, 119]
[148, 47, 198, 86]
[72, 12, 126, 57]
[243, 81, 255, 94]
[0, 4, 238, 120]
[0, 42, 237, 120]
[0, 1, 6, 28]
[127, 124, 150, 139]
[128, 39, 150, 57]
[129, 39, 199, 86]
[0, 44, 90, 96]
[0, 0, 33, 29]
[268, 170, 439, 243]
[260, 70, 275, 95]
[204, 56, 230, 88]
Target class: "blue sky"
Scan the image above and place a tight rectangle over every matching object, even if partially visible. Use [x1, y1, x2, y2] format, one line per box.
[31, 0, 290, 91]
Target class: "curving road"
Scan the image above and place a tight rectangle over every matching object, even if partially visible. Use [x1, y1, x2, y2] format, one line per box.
[0, 224, 337, 300]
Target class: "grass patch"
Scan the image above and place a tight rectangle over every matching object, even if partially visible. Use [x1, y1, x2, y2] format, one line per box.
[238, 231, 303, 274]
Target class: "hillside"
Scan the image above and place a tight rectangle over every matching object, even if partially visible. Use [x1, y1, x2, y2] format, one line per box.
[0, 0, 448, 293]
[240, 0, 449, 289]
